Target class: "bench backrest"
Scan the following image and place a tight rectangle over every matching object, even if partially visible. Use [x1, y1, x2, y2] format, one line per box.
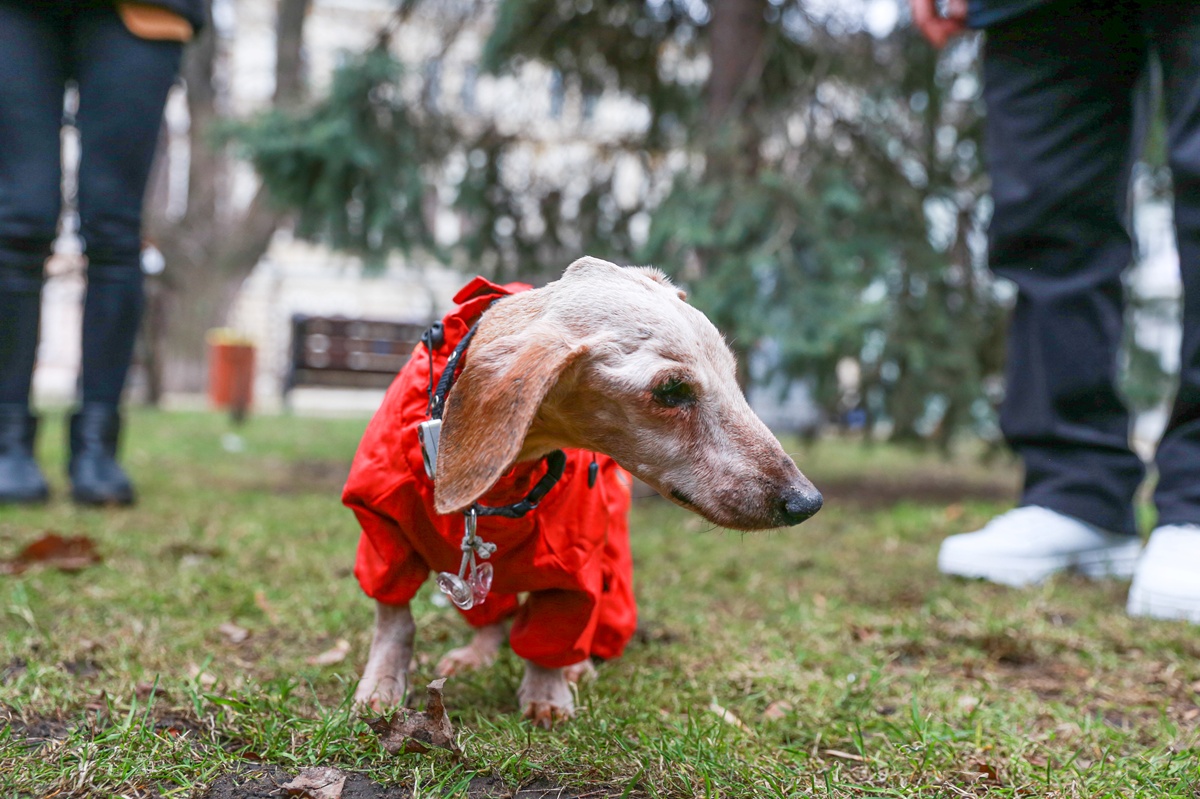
[284, 314, 429, 396]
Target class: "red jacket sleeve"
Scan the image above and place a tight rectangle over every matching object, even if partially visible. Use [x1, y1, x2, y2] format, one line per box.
[347, 494, 431, 607]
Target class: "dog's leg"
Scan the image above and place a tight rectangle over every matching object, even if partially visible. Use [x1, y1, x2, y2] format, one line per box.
[436, 622, 507, 677]
[518, 660, 574, 728]
[354, 601, 415, 711]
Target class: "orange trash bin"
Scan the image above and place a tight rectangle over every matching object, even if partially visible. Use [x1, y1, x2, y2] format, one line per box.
[207, 329, 256, 413]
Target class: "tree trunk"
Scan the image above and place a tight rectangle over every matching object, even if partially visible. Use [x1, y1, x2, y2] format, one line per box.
[706, 0, 767, 127]
[704, 0, 768, 392]
[274, 0, 312, 106]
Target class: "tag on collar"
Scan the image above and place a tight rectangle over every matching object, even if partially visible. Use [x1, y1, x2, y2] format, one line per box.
[418, 419, 442, 479]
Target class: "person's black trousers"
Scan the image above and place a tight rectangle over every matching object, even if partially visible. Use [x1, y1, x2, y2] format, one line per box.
[984, 0, 1200, 534]
[0, 2, 181, 408]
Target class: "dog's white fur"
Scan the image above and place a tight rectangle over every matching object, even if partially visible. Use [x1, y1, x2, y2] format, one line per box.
[354, 258, 820, 727]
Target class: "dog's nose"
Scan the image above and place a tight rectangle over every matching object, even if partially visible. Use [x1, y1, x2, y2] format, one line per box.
[777, 486, 823, 525]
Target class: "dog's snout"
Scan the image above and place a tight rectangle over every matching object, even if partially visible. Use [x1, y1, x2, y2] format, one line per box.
[777, 485, 823, 525]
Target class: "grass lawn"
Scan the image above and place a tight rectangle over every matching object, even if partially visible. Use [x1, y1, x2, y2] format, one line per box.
[1, 409, 1197, 797]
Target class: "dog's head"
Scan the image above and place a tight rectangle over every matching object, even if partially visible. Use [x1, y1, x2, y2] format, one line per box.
[434, 257, 822, 530]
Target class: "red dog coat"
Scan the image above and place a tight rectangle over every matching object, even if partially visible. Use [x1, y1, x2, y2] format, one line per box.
[343, 277, 637, 669]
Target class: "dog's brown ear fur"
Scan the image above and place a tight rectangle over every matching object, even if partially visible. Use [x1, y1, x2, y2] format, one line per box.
[434, 330, 584, 514]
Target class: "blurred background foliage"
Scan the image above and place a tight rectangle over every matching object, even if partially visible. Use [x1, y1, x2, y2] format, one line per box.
[228, 0, 1174, 447]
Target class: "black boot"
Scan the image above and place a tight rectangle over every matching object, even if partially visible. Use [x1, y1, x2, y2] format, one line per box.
[69, 404, 135, 506]
[0, 404, 49, 504]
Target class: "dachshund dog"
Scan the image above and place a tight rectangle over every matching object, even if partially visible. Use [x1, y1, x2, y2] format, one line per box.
[344, 257, 822, 727]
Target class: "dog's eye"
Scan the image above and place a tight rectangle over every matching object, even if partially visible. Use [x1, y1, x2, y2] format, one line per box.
[652, 377, 696, 408]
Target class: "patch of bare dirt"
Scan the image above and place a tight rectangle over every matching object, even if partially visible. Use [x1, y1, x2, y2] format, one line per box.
[1, 657, 26, 684]
[203, 766, 405, 799]
[1, 712, 72, 746]
[273, 459, 353, 495]
[632, 469, 1018, 510]
[2, 709, 612, 799]
[207, 459, 353, 497]
[202, 767, 608, 799]
[61, 657, 103, 678]
[815, 473, 1018, 510]
[1, 704, 228, 752]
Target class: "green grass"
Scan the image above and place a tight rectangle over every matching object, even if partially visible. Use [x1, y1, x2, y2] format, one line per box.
[1, 410, 1197, 797]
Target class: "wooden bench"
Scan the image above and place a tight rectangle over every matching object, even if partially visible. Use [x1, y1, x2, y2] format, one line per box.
[283, 314, 428, 403]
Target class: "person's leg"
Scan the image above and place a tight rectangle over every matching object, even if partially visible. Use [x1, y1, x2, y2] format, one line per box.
[74, 6, 181, 407]
[939, 0, 1150, 583]
[1150, 4, 1200, 527]
[1128, 2, 1200, 622]
[989, 1, 1149, 533]
[0, 2, 68, 503]
[69, 6, 180, 504]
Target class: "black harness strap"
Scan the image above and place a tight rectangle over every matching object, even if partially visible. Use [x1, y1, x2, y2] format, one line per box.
[427, 318, 482, 420]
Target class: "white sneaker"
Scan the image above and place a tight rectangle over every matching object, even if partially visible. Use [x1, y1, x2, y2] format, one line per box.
[937, 506, 1142, 587]
[1126, 525, 1200, 623]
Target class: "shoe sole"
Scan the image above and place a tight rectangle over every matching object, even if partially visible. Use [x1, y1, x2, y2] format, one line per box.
[0, 493, 50, 505]
[0, 484, 50, 504]
[71, 490, 135, 507]
[1126, 587, 1200, 623]
[938, 541, 1142, 587]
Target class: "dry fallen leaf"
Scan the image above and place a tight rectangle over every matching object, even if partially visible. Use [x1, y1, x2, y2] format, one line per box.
[762, 700, 794, 721]
[187, 663, 217, 689]
[850, 625, 880, 643]
[366, 678, 461, 756]
[280, 766, 347, 799]
[135, 681, 167, 701]
[0, 532, 102, 575]
[709, 700, 755, 736]
[255, 589, 281, 624]
[823, 749, 866, 762]
[306, 639, 350, 666]
[972, 761, 1000, 782]
[218, 622, 250, 644]
[83, 691, 109, 713]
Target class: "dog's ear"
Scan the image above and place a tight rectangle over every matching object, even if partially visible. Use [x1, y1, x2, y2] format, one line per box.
[434, 330, 585, 514]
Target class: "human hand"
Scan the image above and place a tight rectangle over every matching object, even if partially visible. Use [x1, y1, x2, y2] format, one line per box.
[910, 0, 968, 48]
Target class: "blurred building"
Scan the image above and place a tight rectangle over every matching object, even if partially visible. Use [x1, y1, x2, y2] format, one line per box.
[36, 0, 641, 410]
[1128, 180, 1183, 455]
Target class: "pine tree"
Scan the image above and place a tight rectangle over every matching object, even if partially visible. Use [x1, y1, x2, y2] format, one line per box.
[235, 0, 1009, 444]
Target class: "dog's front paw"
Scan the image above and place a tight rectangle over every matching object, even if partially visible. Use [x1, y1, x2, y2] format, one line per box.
[354, 673, 407, 712]
[518, 662, 574, 729]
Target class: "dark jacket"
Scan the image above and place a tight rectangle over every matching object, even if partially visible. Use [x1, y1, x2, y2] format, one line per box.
[967, 0, 1048, 28]
[27, 0, 210, 32]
